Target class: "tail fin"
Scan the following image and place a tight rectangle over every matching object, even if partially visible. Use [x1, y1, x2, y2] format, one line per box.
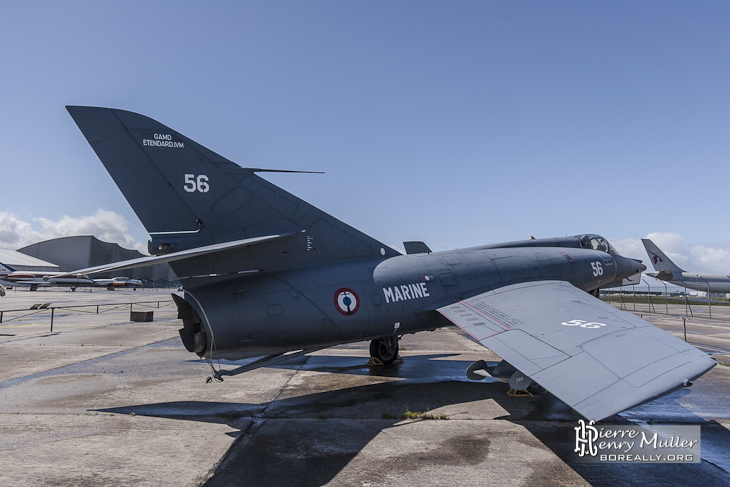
[0, 262, 17, 273]
[66, 107, 398, 275]
[641, 239, 685, 273]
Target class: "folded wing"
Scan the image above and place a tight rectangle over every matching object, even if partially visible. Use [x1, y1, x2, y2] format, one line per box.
[437, 280, 716, 421]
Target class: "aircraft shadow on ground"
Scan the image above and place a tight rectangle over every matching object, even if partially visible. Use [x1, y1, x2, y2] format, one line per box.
[94, 353, 730, 487]
[523, 399, 730, 487]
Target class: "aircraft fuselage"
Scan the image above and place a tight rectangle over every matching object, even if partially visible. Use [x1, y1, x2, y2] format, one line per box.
[647, 271, 730, 294]
[179, 245, 642, 360]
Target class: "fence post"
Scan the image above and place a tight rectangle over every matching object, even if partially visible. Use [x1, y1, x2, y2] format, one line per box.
[632, 285, 636, 311]
[643, 279, 655, 314]
[700, 277, 711, 319]
[683, 283, 693, 317]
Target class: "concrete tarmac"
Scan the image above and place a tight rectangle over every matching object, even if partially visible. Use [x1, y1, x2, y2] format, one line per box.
[1, 289, 729, 486]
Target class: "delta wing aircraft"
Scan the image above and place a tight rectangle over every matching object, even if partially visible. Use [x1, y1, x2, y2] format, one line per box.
[65, 107, 715, 421]
[643, 238, 730, 293]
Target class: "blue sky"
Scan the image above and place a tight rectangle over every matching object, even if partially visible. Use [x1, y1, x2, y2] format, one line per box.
[1, 1, 729, 274]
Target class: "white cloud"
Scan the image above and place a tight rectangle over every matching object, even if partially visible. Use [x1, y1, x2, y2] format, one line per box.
[690, 245, 730, 274]
[0, 210, 147, 253]
[607, 237, 645, 260]
[611, 232, 730, 274]
[0, 212, 44, 249]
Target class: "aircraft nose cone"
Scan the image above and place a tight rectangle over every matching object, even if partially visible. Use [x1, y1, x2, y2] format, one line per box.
[627, 259, 646, 276]
[615, 256, 645, 280]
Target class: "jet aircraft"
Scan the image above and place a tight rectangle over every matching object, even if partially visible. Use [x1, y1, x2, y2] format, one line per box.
[0, 262, 95, 291]
[94, 276, 143, 289]
[643, 238, 730, 294]
[65, 106, 715, 421]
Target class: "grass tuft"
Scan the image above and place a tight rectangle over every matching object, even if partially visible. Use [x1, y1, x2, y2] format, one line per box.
[400, 408, 449, 420]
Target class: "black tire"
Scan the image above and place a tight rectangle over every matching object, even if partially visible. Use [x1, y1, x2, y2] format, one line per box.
[369, 336, 399, 364]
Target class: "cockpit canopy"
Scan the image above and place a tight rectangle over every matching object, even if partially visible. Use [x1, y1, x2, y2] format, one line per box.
[473, 233, 622, 256]
[578, 234, 617, 255]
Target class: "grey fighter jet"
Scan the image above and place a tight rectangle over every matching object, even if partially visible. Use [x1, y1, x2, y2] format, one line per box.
[65, 107, 715, 421]
[643, 238, 730, 293]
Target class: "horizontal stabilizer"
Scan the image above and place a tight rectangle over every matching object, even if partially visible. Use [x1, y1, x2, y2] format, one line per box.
[653, 270, 675, 280]
[68, 233, 295, 276]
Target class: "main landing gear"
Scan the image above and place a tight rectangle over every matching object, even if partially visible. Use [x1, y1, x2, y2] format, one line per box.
[368, 336, 402, 366]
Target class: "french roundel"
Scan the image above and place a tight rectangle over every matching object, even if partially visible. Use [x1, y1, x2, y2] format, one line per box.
[334, 288, 360, 316]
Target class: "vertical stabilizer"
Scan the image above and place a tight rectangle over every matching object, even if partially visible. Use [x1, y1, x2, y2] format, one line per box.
[67, 107, 399, 276]
[641, 239, 685, 273]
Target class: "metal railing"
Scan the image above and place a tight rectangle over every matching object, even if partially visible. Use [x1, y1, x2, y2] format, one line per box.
[0, 299, 176, 332]
[604, 289, 730, 322]
[603, 298, 730, 355]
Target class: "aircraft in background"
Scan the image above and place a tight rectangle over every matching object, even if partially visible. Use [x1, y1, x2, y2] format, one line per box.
[0, 262, 95, 291]
[642, 239, 730, 294]
[94, 276, 143, 289]
[65, 106, 715, 421]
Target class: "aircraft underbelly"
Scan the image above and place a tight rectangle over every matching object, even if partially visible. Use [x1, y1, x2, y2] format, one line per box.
[670, 279, 730, 294]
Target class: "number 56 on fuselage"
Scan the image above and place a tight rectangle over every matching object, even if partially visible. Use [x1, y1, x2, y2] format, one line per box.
[65, 107, 715, 422]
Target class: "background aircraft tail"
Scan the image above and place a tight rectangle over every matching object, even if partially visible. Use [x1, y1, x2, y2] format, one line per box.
[0, 262, 17, 273]
[67, 106, 398, 277]
[641, 239, 685, 273]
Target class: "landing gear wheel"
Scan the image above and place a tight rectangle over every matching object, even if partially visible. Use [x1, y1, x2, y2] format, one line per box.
[369, 336, 400, 365]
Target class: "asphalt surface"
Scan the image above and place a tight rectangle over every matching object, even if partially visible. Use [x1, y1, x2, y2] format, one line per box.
[1, 288, 729, 486]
